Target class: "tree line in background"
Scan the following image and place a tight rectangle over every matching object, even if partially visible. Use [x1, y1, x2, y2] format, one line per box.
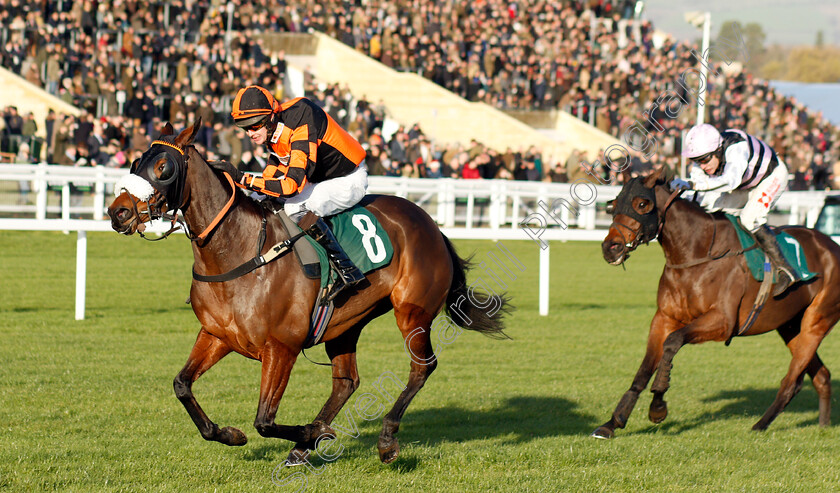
[714, 20, 840, 83]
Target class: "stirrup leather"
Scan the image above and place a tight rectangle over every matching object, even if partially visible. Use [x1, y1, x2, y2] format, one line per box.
[752, 226, 796, 297]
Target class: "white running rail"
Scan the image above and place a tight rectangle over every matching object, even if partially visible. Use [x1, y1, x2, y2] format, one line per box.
[0, 164, 831, 319]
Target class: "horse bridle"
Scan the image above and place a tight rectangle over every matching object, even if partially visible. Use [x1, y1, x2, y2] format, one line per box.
[606, 180, 682, 255]
[122, 138, 237, 243]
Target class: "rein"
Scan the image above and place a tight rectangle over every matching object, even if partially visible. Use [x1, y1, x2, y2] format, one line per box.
[138, 169, 238, 244]
[189, 171, 238, 243]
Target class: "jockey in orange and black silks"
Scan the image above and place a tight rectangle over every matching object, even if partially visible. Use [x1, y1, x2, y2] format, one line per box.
[209, 85, 368, 302]
[218, 85, 367, 219]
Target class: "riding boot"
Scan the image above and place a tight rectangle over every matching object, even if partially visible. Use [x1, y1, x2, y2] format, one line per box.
[305, 216, 365, 302]
[752, 225, 796, 297]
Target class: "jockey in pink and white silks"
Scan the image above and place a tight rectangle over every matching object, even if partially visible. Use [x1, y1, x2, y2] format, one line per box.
[670, 123, 797, 297]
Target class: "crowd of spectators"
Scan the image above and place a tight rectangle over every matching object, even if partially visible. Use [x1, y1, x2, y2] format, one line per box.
[1, 0, 839, 191]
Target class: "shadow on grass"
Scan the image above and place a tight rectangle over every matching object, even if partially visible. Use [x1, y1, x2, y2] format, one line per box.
[628, 384, 836, 436]
[242, 444, 284, 462]
[241, 395, 597, 467]
[398, 395, 596, 444]
[554, 302, 654, 311]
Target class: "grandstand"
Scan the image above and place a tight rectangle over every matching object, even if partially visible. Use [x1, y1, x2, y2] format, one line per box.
[0, 0, 837, 186]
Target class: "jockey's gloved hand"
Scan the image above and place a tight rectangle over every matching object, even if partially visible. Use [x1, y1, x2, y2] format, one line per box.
[669, 178, 693, 190]
[208, 160, 245, 184]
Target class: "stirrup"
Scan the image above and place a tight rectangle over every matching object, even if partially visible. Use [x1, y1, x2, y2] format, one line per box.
[305, 218, 364, 301]
[325, 269, 363, 302]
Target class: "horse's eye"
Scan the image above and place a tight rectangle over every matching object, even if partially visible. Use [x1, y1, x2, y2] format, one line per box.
[636, 198, 654, 214]
[158, 159, 174, 181]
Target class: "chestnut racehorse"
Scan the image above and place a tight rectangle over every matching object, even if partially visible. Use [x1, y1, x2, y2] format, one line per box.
[107, 120, 511, 463]
[594, 168, 840, 439]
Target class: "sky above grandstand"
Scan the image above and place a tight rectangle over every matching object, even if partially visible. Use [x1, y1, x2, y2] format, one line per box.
[644, 0, 839, 47]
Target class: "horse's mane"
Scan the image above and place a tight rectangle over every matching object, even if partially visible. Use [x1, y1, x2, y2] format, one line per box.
[183, 144, 269, 210]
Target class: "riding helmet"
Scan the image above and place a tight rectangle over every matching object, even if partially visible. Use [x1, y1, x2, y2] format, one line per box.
[231, 85, 279, 129]
[682, 123, 723, 158]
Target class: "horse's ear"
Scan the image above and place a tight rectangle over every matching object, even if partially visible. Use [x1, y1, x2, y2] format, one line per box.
[620, 169, 632, 183]
[161, 122, 174, 136]
[643, 165, 664, 188]
[174, 117, 201, 148]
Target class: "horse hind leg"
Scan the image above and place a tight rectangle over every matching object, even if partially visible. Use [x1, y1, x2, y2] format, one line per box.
[807, 353, 831, 427]
[754, 326, 827, 431]
[173, 329, 246, 446]
[378, 305, 437, 464]
[776, 322, 831, 427]
[285, 328, 363, 466]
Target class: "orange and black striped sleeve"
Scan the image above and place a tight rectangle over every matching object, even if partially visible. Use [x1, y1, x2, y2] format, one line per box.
[241, 97, 364, 197]
[242, 155, 304, 198]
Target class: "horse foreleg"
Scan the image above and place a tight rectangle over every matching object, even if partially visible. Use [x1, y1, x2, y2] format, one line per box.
[649, 311, 728, 425]
[591, 312, 676, 439]
[173, 328, 245, 445]
[253, 340, 320, 444]
[286, 331, 361, 466]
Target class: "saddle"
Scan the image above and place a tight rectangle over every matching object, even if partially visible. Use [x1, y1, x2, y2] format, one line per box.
[274, 207, 322, 279]
[725, 215, 817, 283]
[272, 203, 395, 348]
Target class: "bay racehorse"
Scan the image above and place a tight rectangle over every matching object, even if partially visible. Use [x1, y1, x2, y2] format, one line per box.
[593, 167, 840, 438]
[107, 119, 511, 463]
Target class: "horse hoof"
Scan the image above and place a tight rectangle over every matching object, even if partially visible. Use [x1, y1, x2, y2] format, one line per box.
[590, 426, 614, 439]
[751, 422, 768, 432]
[378, 438, 400, 464]
[285, 449, 310, 467]
[220, 426, 247, 446]
[649, 401, 668, 424]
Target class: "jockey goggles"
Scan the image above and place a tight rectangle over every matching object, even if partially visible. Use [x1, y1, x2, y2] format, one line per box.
[693, 152, 715, 164]
[242, 115, 271, 132]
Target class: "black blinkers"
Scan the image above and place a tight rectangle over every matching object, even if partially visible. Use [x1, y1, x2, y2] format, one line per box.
[131, 140, 187, 214]
[608, 177, 660, 245]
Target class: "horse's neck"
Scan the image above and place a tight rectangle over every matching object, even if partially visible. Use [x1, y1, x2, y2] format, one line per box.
[182, 152, 282, 268]
[658, 197, 721, 265]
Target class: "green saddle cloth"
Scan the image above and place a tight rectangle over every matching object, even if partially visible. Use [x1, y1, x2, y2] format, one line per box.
[309, 205, 394, 288]
[725, 214, 817, 283]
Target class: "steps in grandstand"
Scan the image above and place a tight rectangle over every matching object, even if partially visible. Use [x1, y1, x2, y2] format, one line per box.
[0, 66, 81, 142]
[271, 33, 620, 164]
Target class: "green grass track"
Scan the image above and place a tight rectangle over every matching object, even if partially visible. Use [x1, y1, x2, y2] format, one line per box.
[1, 231, 838, 492]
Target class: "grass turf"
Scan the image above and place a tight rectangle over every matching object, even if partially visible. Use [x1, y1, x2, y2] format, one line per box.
[1, 231, 838, 492]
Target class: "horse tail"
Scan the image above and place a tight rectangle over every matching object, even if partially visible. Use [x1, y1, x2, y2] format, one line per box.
[441, 234, 513, 339]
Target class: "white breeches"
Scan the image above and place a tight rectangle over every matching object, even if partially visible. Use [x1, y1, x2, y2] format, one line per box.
[284, 162, 368, 219]
[698, 160, 788, 232]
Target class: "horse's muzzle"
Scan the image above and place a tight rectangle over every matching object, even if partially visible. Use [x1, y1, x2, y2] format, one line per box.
[108, 205, 135, 234]
[602, 237, 627, 265]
